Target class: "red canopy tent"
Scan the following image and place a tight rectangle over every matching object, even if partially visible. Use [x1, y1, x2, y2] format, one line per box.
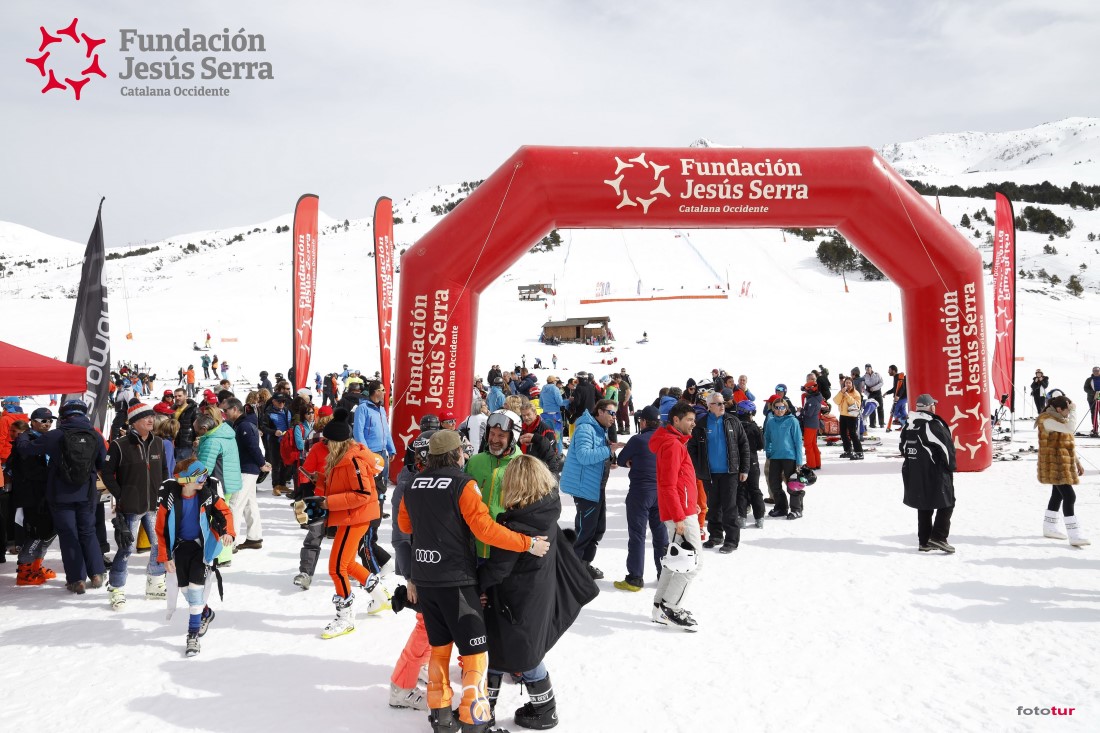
[0, 340, 87, 395]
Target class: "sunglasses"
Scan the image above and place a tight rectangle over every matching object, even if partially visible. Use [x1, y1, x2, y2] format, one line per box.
[601, 408, 617, 416]
[773, 405, 788, 411]
[34, 418, 54, 423]
[708, 401, 725, 408]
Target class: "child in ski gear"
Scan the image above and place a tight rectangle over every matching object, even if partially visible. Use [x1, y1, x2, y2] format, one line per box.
[1037, 394, 1089, 546]
[156, 458, 235, 656]
[899, 394, 956, 553]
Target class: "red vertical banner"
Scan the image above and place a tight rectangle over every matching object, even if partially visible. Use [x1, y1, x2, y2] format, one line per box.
[292, 194, 319, 392]
[991, 192, 1016, 411]
[373, 196, 395, 399]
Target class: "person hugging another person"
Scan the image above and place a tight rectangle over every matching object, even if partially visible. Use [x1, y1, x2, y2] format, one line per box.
[478, 455, 599, 730]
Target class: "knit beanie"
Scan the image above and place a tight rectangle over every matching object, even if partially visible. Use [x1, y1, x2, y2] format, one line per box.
[322, 408, 352, 441]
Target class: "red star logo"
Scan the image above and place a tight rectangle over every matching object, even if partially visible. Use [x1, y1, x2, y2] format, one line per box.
[25, 18, 106, 101]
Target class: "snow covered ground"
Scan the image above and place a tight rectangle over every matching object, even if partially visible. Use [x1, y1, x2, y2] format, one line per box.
[3, 120, 1100, 731]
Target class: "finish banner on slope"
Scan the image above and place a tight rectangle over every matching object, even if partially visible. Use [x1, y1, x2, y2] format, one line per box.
[62, 198, 111, 431]
[292, 194, 319, 391]
[374, 197, 395, 399]
[991, 192, 1016, 411]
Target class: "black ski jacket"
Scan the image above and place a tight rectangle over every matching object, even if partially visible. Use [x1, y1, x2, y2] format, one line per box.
[900, 411, 956, 510]
[478, 492, 598, 671]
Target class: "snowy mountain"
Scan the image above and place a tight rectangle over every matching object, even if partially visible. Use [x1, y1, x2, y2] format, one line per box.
[877, 117, 1100, 185]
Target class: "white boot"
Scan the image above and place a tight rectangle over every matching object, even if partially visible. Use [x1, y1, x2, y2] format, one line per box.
[388, 682, 428, 710]
[1065, 516, 1091, 547]
[321, 594, 356, 639]
[146, 574, 167, 600]
[108, 585, 127, 611]
[1044, 510, 1068, 540]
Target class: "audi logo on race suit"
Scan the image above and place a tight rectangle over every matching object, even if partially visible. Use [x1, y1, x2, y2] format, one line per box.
[412, 477, 453, 490]
[415, 549, 442, 564]
[469, 635, 487, 646]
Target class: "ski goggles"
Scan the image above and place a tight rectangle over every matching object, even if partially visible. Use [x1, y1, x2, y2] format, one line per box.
[487, 412, 516, 432]
[176, 462, 209, 484]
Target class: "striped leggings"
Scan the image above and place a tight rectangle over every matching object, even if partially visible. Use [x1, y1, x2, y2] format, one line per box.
[328, 523, 370, 598]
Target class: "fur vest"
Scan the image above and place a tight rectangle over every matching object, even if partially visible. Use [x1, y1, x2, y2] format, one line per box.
[1037, 407, 1078, 485]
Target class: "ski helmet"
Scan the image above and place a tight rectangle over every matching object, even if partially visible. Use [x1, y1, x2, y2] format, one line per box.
[736, 400, 757, 416]
[661, 539, 697, 574]
[411, 429, 437, 464]
[486, 409, 521, 447]
[302, 496, 327, 523]
[419, 414, 442, 431]
[786, 476, 806, 492]
[798, 466, 817, 486]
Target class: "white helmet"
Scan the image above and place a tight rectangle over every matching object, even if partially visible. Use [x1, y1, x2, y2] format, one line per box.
[661, 539, 698, 574]
[486, 409, 521, 447]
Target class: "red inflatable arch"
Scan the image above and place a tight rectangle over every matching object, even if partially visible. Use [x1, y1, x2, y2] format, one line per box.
[392, 147, 992, 471]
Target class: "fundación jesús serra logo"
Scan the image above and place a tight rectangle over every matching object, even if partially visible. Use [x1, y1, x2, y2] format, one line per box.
[604, 153, 672, 215]
[25, 18, 106, 101]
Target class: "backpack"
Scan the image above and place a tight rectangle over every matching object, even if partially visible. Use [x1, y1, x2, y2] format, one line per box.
[59, 428, 99, 485]
[279, 427, 300, 464]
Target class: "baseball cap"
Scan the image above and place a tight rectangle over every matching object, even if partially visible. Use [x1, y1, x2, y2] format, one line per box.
[915, 394, 937, 409]
[30, 407, 55, 421]
[637, 405, 660, 422]
[775, 384, 787, 393]
[297, 387, 313, 398]
[440, 410, 456, 421]
[429, 429, 462, 455]
[163, 389, 174, 398]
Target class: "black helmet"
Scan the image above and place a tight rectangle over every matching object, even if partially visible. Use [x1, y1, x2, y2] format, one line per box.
[348, 381, 364, 392]
[259, 371, 268, 378]
[419, 414, 441, 431]
[492, 376, 503, 386]
[797, 466, 817, 486]
[275, 373, 284, 380]
[411, 429, 436, 463]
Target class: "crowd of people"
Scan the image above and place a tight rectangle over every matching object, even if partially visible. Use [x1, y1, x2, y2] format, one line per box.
[1, 356, 1096, 732]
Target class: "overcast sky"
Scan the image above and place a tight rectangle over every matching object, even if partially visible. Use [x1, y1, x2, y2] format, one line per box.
[3, 0, 1098, 246]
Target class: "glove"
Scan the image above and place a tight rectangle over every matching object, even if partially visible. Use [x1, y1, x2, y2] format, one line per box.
[112, 515, 135, 548]
[293, 500, 308, 526]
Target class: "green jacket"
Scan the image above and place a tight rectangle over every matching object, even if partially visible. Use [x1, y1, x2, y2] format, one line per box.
[196, 421, 243, 495]
[465, 444, 521, 558]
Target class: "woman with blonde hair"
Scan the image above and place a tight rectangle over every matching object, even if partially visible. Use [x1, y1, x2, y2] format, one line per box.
[477, 454, 598, 729]
[314, 411, 385, 637]
[1038, 393, 1090, 546]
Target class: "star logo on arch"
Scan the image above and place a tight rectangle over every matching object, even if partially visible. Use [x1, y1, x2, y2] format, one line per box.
[604, 152, 671, 215]
[25, 18, 105, 101]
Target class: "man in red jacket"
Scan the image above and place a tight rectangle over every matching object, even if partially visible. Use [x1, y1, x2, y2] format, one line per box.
[648, 401, 700, 631]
